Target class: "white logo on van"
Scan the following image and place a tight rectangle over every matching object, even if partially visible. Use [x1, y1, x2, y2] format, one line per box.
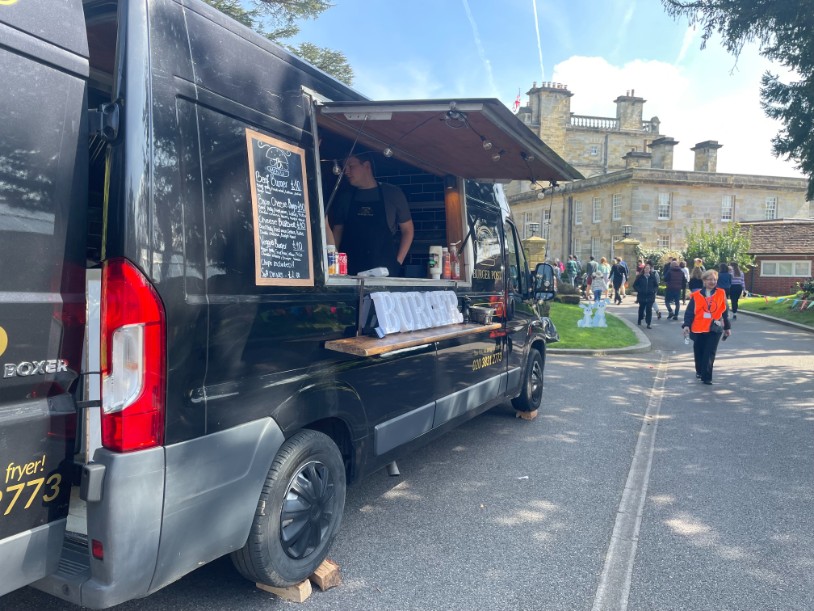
[3, 360, 69, 378]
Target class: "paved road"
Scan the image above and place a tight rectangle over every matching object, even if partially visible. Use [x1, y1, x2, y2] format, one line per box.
[5, 302, 814, 610]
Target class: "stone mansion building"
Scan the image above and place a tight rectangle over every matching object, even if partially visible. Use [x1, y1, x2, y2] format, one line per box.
[507, 82, 812, 263]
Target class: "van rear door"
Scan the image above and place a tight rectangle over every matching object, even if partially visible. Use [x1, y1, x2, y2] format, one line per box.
[0, 0, 89, 596]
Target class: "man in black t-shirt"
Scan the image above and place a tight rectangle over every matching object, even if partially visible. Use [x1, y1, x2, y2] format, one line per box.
[329, 154, 414, 276]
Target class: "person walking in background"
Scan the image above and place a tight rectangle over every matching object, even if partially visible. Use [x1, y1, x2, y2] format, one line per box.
[618, 256, 630, 298]
[682, 270, 732, 385]
[679, 260, 690, 303]
[650, 264, 663, 320]
[634, 263, 659, 328]
[591, 267, 608, 303]
[688, 265, 704, 292]
[566, 255, 581, 286]
[609, 257, 626, 304]
[729, 262, 745, 319]
[585, 256, 598, 300]
[598, 256, 611, 299]
[663, 259, 686, 320]
[717, 263, 732, 303]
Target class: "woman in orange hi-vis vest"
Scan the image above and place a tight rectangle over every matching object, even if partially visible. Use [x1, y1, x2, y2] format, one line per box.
[681, 270, 732, 385]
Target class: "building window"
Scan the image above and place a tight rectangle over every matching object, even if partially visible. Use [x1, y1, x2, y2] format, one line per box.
[657, 193, 672, 220]
[765, 197, 778, 220]
[592, 197, 601, 223]
[574, 201, 583, 225]
[573, 237, 582, 258]
[612, 194, 622, 220]
[657, 234, 671, 249]
[590, 145, 599, 156]
[526, 222, 540, 239]
[721, 195, 734, 222]
[523, 212, 534, 238]
[761, 260, 811, 277]
[541, 209, 551, 240]
[591, 237, 601, 257]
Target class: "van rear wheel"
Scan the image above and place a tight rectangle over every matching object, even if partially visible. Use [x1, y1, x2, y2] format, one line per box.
[232, 429, 346, 587]
[512, 349, 544, 412]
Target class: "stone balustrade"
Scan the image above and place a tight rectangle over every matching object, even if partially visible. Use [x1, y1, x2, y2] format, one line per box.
[570, 115, 618, 130]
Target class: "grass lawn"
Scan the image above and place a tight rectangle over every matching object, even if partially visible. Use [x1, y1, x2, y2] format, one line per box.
[737, 295, 814, 328]
[547, 301, 638, 350]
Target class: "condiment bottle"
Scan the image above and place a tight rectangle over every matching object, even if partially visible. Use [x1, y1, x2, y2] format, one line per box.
[449, 243, 460, 280]
[442, 247, 451, 279]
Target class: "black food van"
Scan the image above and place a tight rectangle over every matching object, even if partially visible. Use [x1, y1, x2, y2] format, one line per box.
[0, 0, 581, 606]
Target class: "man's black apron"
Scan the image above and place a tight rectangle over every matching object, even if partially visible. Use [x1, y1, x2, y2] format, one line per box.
[342, 185, 400, 276]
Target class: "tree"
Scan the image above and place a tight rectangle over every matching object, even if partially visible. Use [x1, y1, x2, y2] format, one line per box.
[661, 0, 814, 199]
[683, 222, 754, 270]
[203, 0, 354, 85]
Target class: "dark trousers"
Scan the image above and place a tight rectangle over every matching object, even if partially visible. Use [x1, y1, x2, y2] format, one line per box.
[693, 331, 722, 382]
[637, 300, 653, 325]
[665, 290, 680, 317]
[612, 281, 623, 304]
[730, 285, 743, 313]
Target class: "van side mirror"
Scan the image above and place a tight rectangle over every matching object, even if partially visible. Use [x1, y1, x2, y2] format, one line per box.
[533, 263, 557, 302]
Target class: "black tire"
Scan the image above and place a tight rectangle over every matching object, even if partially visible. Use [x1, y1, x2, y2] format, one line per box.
[511, 349, 544, 412]
[231, 429, 346, 587]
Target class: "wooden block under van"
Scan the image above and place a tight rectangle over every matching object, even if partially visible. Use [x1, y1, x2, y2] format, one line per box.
[515, 409, 538, 421]
[256, 579, 312, 603]
[310, 558, 342, 591]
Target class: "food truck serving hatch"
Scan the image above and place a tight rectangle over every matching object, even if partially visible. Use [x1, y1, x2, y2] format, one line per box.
[317, 98, 584, 183]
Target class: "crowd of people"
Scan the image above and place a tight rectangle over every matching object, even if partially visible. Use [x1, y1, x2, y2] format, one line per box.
[552, 253, 743, 386]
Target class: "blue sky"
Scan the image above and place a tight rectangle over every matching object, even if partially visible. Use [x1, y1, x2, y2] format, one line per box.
[292, 0, 804, 179]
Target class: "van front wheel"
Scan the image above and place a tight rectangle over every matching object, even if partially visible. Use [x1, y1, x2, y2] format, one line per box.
[232, 429, 346, 587]
[511, 349, 544, 412]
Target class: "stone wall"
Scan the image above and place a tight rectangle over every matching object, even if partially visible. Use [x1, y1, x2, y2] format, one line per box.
[510, 169, 810, 262]
[562, 129, 657, 178]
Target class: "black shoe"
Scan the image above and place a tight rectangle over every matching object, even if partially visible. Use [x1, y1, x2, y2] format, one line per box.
[657, 312, 662, 320]
[673, 315, 679, 320]
[647, 324, 652, 329]
[733, 314, 737, 320]
[702, 380, 712, 385]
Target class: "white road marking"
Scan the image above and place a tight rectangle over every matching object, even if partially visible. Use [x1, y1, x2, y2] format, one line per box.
[592, 354, 668, 611]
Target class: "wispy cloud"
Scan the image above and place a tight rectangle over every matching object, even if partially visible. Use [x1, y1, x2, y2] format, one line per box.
[462, 0, 499, 96]
[675, 26, 697, 64]
[611, 2, 637, 58]
[531, 0, 545, 82]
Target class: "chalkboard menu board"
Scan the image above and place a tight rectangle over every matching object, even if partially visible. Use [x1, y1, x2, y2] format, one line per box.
[246, 128, 314, 286]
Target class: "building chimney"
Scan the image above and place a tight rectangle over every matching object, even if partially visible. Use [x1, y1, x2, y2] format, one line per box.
[691, 140, 723, 172]
[647, 136, 679, 170]
[614, 92, 646, 131]
[527, 82, 573, 157]
[623, 150, 652, 169]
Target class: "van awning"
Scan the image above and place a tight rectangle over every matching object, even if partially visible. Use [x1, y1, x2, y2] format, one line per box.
[317, 99, 583, 183]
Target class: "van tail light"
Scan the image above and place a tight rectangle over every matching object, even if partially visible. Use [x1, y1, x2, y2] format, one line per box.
[101, 258, 166, 452]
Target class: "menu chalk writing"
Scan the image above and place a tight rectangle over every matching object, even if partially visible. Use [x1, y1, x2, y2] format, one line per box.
[246, 129, 314, 286]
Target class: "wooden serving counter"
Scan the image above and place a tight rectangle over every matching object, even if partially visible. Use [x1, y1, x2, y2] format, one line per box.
[324, 322, 502, 357]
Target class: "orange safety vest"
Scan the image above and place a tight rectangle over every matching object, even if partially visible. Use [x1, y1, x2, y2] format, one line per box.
[689, 288, 727, 333]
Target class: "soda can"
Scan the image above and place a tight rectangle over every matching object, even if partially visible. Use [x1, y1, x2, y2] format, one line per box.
[327, 246, 337, 275]
[338, 252, 348, 275]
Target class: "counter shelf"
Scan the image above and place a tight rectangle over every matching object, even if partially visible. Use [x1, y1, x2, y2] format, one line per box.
[324, 322, 502, 357]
